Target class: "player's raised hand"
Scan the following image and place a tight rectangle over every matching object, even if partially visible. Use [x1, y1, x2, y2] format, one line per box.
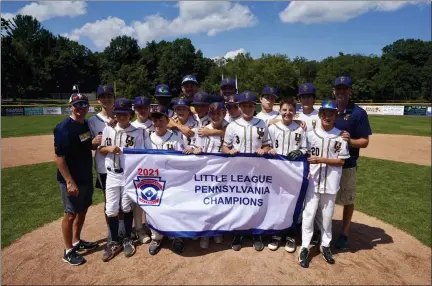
[180, 125, 195, 138]
[229, 148, 240, 156]
[268, 149, 278, 156]
[92, 135, 102, 146]
[341, 131, 350, 142]
[67, 180, 79, 197]
[294, 120, 307, 131]
[198, 127, 210, 137]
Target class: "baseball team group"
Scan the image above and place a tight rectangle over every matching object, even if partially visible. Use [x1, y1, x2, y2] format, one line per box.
[54, 74, 372, 269]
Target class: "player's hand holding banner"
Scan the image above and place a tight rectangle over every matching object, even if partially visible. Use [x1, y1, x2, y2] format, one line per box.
[123, 149, 309, 238]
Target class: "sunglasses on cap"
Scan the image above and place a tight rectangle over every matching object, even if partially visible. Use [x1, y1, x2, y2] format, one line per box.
[73, 102, 89, 108]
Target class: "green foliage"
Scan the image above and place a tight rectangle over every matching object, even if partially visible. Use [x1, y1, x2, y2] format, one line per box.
[1, 15, 431, 102]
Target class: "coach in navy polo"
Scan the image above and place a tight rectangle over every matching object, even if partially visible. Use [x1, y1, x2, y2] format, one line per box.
[333, 76, 372, 251]
[54, 93, 99, 266]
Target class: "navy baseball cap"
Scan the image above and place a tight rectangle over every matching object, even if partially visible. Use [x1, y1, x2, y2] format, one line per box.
[220, 78, 236, 88]
[225, 94, 239, 105]
[181, 75, 199, 85]
[210, 94, 224, 103]
[134, 96, 151, 106]
[97, 85, 115, 97]
[237, 91, 257, 104]
[191, 91, 210, 105]
[320, 99, 338, 111]
[334, 76, 353, 87]
[149, 105, 169, 119]
[113, 98, 133, 114]
[261, 86, 278, 98]
[298, 83, 316, 95]
[209, 102, 225, 113]
[69, 93, 89, 105]
[155, 84, 171, 97]
[172, 97, 190, 108]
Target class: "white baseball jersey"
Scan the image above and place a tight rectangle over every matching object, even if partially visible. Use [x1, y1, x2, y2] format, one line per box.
[194, 113, 211, 128]
[100, 124, 145, 186]
[307, 127, 350, 195]
[191, 120, 229, 153]
[149, 130, 185, 151]
[88, 113, 111, 174]
[295, 109, 320, 132]
[132, 119, 154, 132]
[224, 114, 241, 123]
[268, 121, 307, 155]
[172, 115, 199, 146]
[224, 117, 271, 153]
[256, 110, 280, 125]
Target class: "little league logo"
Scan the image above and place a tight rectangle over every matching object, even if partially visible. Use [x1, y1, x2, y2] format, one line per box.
[133, 176, 166, 206]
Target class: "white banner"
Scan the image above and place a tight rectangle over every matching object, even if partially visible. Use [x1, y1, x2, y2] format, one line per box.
[43, 107, 62, 115]
[123, 150, 309, 237]
[382, 105, 404, 116]
[360, 105, 383, 115]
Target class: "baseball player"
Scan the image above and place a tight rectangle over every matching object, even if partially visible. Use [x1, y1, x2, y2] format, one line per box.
[146, 105, 195, 256]
[154, 84, 175, 118]
[267, 98, 307, 253]
[191, 91, 211, 127]
[130, 96, 153, 245]
[222, 91, 271, 252]
[256, 86, 280, 124]
[88, 85, 127, 243]
[196, 94, 226, 138]
[99, 98, 145, 262]
[171, 97, 199, 146]
[224, 94, 242, 123]
[295, 83, 321, 132]
[219, 78, 237, 101]
[181, 74, 200, 103]
[298, 100, 350, 269]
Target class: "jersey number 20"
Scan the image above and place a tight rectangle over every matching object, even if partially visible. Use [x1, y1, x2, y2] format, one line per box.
[311, 147, 320, 156]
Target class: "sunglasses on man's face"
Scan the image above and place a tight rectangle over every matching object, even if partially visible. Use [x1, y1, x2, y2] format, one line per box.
[73, 102, 89, 108]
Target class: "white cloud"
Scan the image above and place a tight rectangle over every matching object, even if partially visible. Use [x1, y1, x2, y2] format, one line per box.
[279, 1, 423, 24]
[223, 48, 247, 59]
[1, 1, 87, 22]
[62, 1, 257, 49]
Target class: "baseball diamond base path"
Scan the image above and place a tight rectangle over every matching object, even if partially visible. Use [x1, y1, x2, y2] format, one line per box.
[1, 133, 430, 168]
[2, 203, 431, 285]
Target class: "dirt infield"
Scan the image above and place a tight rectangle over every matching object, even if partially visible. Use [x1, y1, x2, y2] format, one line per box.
[2, 203, 430, 285]
[2, 133, 430, 168]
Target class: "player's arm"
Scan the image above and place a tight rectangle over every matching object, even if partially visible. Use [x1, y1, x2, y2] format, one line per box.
[198, 127, 225, 137]
[268, 118, 281, 126]
[259, 125, 272, 154]
[222, 125, 238, 155]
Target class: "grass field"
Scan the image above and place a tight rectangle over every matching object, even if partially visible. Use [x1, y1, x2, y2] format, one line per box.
[2, 114, 431, 138]
[368, 115, 431, 136]
[1, 162, 104, 248]
[2, 157, 430, 248]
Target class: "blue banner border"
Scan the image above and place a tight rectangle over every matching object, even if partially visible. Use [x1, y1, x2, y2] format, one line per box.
[124, 148, 310, 237]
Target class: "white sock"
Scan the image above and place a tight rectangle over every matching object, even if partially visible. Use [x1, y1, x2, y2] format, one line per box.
[72, 240, 80, 247]
[65, 248, 73, 254]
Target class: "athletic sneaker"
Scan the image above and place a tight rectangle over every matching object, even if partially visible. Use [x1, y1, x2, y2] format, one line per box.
[252, 235, 264, 251]
[172, 238, 185, 254]
[320, 246, 335, 264]
[214, 236, 223, 244]
[74, 239, 98, 252]
[284, 236, 296, 253]
[335, 234, 348, 250]
[63, 249, 85, 266]
[102, 241, 122, 262]
[311, 230, 321, 245]
[149, 240, 162, 256]
[123, 237, 136, 257]
[136, 229, 151, 244]
[268, 236, 281, 251]
[200, 237, 210, 249]
[231, 235, 243, 251]
[298, 247, 310, 268]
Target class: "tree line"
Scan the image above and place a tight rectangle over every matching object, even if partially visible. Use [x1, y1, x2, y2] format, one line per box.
[2, 15, 431, 102]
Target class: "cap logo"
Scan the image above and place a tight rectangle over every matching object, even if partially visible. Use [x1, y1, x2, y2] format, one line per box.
[120, 100, 125, 107]
[197, 93, 202, 100]
[103, 86, 108, 92]
[340, 77, 345, 83]
[303, 85, 308, 92]
[184, 76, 195, 82]
[158, 86, 168, 94]
[269, 87, 274, 93]
[245, 92, 250, 99]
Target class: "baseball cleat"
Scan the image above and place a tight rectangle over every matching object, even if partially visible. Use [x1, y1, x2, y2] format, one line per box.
[252, 235, 265, 251]
[102, 241, 122, 262]
[320, 246, 335, 264]
[284, 236, 296, 253]
[172, 238, 185, 254]
[298, 247, 310, 268]
[136, 229, 151, 244]
[74, 239, 98, 252]
[231, 235, 243, 251]
[213, 236, 223, 244]
[335, 234, 349, 250]
[149, 240, 162, 256]
[123, 237, 136, 257]
[268, 236, 281, 251]
[200, 237, 210, 249]
[63, 249, 85, 266]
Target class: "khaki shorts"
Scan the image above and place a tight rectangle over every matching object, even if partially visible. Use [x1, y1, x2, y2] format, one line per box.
[336, 167, 357, 206]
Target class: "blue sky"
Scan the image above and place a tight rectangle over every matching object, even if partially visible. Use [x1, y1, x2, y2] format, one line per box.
[2, 1, 430, 61]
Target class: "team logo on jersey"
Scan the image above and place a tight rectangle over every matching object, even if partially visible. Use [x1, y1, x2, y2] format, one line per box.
[294, 133, 302, 146]
[166, 143, 174, 150]
[344, 114, 350, 120]
[334, 141, 342, 152]
[134, 176, 166, 207]
[125, 135, 135, 147]
[257, 127, 264, 139]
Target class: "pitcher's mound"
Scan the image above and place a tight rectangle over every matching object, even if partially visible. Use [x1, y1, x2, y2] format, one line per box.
[2, 204, 430, 285]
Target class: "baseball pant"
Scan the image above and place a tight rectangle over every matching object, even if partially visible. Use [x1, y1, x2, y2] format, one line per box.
[105, 185, 132, 217]
[301, 187, 336, 249]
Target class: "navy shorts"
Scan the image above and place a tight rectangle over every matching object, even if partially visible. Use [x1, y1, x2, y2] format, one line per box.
[59, 182, 94, 214]
[95, 173, 107, 191]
